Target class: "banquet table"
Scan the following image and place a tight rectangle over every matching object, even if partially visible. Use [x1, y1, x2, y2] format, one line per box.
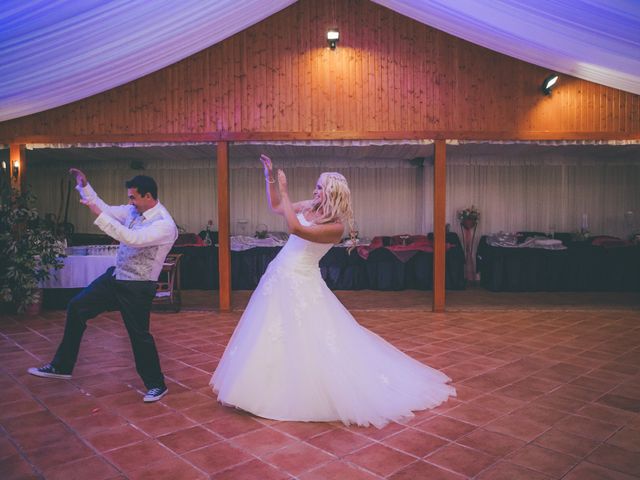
[39, 255, 116, 289]
[476, 235, 640, 292]
[42, 234, 466, 309]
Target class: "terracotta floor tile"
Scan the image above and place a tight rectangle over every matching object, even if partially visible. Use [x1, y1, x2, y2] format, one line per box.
[132, 411, 196, 437]
[605, 427, 640, 452]
[354, 421, 406, 441]
[1, 410, 60, 434]
[230, 426, 296, 457]
[299, 460, 378, 479]
[383, 428, 448, 457]
[507, 443, 578, 477]
[426, 442, 496, 477]
[263, 442, 334, 476]
[554, 414, 620, 441]
[307, 427, 372, 457]
[0, 454, 40, 480]
[181, 442, 252, 474]
[469, 393, 525, 413]
[181, 402, 232, 423]
[40, 455, 121, 480]
[533, 427, 600, 458]
[157, 425, 220, 454]
[0, 400, 45, 420]
[443, 402, 503, 426]
[85, 424, 148, 452]
[458, 428, 526, 457]
[562, 460, 639, 480]
[511, 404, 568, 426]
[116, 401, 171, 422]
[345, 442, 415, 477]
[271, 420, 336, 440]
[203, 412, 264, 438]
[389, 459, 466, 480]
[27, 436, 95, 471]
[211, 459, 289, 479]
[65, 411, 127, 436]
[415, 415, 476, 440]
[586, 444, 640, 477]
[4, 304, 640, 480]
[104, 439, 174, 472]
[576, 403, 636, 426]
[10, 423, 73, 452]
[597, 394, 640, 413]
[476, 461, 553, 480]
[484, 413, 550, 442]
[128, 456, 208, 480]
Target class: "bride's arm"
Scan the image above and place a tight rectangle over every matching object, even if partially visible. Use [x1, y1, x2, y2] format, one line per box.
[260, 154, 283, 214]
[277, 169, 344, 244]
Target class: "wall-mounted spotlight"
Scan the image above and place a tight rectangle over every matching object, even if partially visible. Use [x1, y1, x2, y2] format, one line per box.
[327, 28, 339, 49]
[1, 161, 6, 174]
[541, 73, 559, 95]
[12, 160, 19, 178]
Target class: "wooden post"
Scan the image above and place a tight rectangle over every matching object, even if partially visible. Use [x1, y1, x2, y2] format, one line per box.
[9, 144, 26, 192]
[217, 141, 232, 311]
[432, 140, 446, 312]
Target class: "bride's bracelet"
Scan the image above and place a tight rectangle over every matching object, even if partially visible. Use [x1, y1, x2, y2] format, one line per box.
[265, 176, 276, 184]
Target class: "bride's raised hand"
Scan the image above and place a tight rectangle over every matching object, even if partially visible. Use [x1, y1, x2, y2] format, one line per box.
[260, 154, 273, 181]
[277, 169, 288, 194]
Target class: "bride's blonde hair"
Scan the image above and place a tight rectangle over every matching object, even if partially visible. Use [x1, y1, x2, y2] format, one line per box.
[309, 172, 356, 246]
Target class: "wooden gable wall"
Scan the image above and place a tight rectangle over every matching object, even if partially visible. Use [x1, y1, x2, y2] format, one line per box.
[1, 0, 638, 142]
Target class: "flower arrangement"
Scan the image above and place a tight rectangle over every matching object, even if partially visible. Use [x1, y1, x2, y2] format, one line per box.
[457, 205, 480, 223]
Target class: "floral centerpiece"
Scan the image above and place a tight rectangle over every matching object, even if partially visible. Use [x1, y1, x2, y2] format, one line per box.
[457, 205, 480, 229]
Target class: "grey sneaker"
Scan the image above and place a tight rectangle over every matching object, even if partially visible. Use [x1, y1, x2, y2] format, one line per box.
[143, 386, 168, 403]
[28, 363, 72, 379]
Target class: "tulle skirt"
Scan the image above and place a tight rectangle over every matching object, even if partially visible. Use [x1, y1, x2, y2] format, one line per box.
[210, 260, 456, 428]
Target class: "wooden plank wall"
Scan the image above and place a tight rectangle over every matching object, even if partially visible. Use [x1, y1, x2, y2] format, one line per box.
[1, 0, 638, 141]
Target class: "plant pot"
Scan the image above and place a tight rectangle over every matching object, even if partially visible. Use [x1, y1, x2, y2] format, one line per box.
[461, 218, 477, 230]
[23, 288, 43, 315]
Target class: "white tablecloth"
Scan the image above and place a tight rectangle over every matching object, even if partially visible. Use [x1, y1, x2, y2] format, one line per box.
[40, 255, 116, 288]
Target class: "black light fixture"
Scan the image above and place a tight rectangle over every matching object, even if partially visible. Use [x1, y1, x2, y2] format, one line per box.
[541, 73, 559, 95]
[327, 28, 339, 49]
[12, 160, 19, 178]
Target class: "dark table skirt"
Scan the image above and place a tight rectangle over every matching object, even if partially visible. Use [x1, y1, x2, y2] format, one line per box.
[476, 236, 640, 292]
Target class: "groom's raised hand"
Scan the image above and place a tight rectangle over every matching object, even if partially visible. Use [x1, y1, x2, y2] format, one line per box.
[69, 168, 88, 187]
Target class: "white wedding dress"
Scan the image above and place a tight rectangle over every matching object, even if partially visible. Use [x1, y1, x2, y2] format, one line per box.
[210, 213, 456, 428]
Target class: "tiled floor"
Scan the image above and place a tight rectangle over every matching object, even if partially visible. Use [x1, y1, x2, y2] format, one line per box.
[1, 291, 639, 479]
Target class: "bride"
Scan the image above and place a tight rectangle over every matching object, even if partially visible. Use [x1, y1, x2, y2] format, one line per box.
[210, 155, 456, 428]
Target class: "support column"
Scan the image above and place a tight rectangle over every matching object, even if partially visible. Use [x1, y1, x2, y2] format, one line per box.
[217, 142, 231, 311]
[9, 144, 26, 192]
[432, 140, 446, 312]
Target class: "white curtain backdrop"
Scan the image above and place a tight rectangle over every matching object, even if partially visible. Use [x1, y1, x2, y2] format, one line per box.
[24, 144, 640, 244]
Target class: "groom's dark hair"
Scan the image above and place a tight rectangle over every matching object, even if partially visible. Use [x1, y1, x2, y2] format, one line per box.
[126, 175, 158, 199]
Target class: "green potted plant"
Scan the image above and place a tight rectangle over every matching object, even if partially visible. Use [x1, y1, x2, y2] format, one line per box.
[0, 182, 66, 313]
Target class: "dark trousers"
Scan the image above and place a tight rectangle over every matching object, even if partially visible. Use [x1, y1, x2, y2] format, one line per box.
[52, 267, 165, 389]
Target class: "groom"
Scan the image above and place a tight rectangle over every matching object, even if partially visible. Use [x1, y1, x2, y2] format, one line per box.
[28, 168, 177, 402]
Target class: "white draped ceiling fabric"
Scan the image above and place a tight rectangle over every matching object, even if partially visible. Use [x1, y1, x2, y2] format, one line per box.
[0, 0, 296, 122]
[373, 0, 640, 95]
[1, 0, 639, 122]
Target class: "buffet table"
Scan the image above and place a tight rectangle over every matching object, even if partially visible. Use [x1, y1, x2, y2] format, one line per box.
[476, 235, 640, 292]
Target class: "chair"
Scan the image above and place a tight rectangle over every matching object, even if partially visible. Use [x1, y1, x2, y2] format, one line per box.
[153, 253, 183, 312]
